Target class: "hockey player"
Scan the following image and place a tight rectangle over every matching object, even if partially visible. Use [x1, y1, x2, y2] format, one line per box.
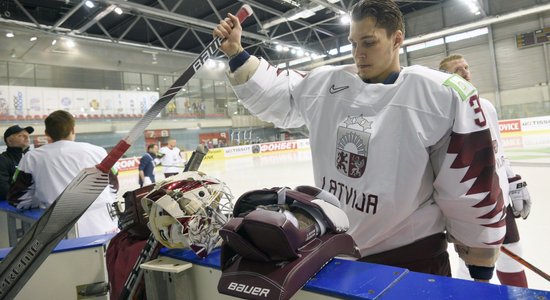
[0, 125, 33, 199]
[214, 0, 505, 280]
[440, 54, 531, 287]
[8, 110, 118, 237]
[139, 143, 159, 187]
[159, 137, 185, 178]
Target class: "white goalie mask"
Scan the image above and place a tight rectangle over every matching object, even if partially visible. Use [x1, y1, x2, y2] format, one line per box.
[142, 171, 234, 258]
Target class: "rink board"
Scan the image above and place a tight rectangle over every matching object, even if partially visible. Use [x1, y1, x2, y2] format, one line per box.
[149, 248, 550, 300]
[0, 234, 114, 300]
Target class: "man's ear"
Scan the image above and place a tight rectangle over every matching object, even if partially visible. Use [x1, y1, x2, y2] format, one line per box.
[44, 131, 53, 144]
[393, 30, 404, 50]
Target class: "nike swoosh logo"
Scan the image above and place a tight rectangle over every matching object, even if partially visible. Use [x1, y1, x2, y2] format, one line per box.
[329, 84, 349, 94]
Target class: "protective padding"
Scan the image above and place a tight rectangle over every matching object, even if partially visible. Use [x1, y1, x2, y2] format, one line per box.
[218, 186, 360, 300]
[218, 232, 361, 300]
[219, 218, 271, 262]
[246, 209, 306, 261]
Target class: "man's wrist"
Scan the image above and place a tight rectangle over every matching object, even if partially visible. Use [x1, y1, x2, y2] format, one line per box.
[228, 47, 244, 59]
[229, 50, 250, 72]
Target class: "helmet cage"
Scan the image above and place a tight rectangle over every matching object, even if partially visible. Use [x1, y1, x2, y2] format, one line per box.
[142, 171, 233, 258]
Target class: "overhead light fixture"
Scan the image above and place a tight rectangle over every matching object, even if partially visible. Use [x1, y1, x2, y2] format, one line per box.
[463, 0, 481, 15]
[6, 32, 14, 38]
[10, 49, 16, 58]
[30, 36, 37, 41]
[114, 6, 123, 15]
[52, 39, 57, 46]
[85, 1, 94, 8]
[340, 14, 350, 25]
[65, 39, 75, 48]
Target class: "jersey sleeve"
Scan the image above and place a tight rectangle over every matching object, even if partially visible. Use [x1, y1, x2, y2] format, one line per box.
[432, 75, 506, 250]
[230, 57, 307, 129]
[7, 156, 36, 208]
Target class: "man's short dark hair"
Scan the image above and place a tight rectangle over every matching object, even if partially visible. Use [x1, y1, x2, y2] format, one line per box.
[45, 110, 75, 142]
[350, 0, 405, 37]
[147, 144, 157, 151]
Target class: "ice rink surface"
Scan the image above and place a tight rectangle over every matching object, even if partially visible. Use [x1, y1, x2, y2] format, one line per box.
[118, 131, 550, 292]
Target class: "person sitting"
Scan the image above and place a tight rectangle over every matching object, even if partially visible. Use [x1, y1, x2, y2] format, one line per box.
[0, 125, 34, 199]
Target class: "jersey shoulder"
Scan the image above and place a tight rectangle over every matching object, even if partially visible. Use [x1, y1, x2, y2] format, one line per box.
[402, 65, 477, 101]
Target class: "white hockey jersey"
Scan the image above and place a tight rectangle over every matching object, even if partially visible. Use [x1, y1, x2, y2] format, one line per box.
[231, 58, 506, 257]
[480, 97, 511, 204]
[14, 140, 118, 237]
[159, 146, 184, 174]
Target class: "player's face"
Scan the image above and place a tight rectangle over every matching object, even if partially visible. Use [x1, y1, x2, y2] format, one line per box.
[151, 145, 159, 154]
[349, 17, 402, 83]
[445, 58, 472, 82]
[7, 131, 30, 149]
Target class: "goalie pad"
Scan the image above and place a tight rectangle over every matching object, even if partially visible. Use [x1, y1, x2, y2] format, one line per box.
[218, 186, 360, 300]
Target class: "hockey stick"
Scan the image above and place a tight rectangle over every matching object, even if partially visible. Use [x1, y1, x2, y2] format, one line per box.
[0, 5, 253, 299]
[500, 246, 550, 282]
[119, 144, 209, 300]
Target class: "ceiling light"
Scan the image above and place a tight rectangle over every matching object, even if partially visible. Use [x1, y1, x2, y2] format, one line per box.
[10, 49, 16, 58]
[275, 45, 283, 51]
[114, 7, 123, 15]
[30, 36, 37, 41]
[85, 1, 94, 8]
[52, 39, 57, 45]
[65, 39, 75, 48]
[340, 14, 350, 25]
[6, 32, 14, 38]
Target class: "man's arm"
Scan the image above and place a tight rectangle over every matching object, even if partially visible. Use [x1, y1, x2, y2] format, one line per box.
[138, 170, 145, 182]
[0, 157, 12, 199]
[432, 77, 505, 281]
[7, 169, 35, 209]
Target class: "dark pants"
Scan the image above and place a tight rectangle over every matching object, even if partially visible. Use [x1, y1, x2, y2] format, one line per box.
[504, 205, 520, 244]
[358, 233, 451, 277]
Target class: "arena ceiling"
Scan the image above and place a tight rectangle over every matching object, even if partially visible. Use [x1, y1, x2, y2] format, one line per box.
[0, 0, 445, 65]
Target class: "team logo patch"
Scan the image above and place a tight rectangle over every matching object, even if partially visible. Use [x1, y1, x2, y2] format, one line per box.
[443, 74, 476, 101]
[335, 115, 373, 178]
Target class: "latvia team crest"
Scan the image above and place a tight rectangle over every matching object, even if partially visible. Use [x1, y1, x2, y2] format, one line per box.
[335, 115, 373, 178]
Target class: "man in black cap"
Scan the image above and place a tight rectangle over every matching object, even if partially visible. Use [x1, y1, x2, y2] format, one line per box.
[0, 125, 34, 199]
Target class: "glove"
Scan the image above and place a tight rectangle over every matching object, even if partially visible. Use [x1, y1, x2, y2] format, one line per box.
[508, 175, 531, 219]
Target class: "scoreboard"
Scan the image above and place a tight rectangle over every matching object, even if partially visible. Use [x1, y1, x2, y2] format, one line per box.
[516, 27, 550, 48]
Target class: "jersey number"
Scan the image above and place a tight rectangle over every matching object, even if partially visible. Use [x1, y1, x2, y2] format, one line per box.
[469, 94, 486, 127]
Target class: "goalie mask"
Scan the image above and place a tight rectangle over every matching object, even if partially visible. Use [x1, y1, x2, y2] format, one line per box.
[142, 171, 234, 258]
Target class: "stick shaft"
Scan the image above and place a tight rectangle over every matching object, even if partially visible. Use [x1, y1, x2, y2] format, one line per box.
[500, 246, 550, 282]
[97, 4, 252, 173]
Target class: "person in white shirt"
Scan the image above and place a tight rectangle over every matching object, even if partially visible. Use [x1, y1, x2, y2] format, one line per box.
[159, 138, 185, 178]
[8, 110, 118, 237]
[213, 0, 505, 280]
[440, 54, 531, 287]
